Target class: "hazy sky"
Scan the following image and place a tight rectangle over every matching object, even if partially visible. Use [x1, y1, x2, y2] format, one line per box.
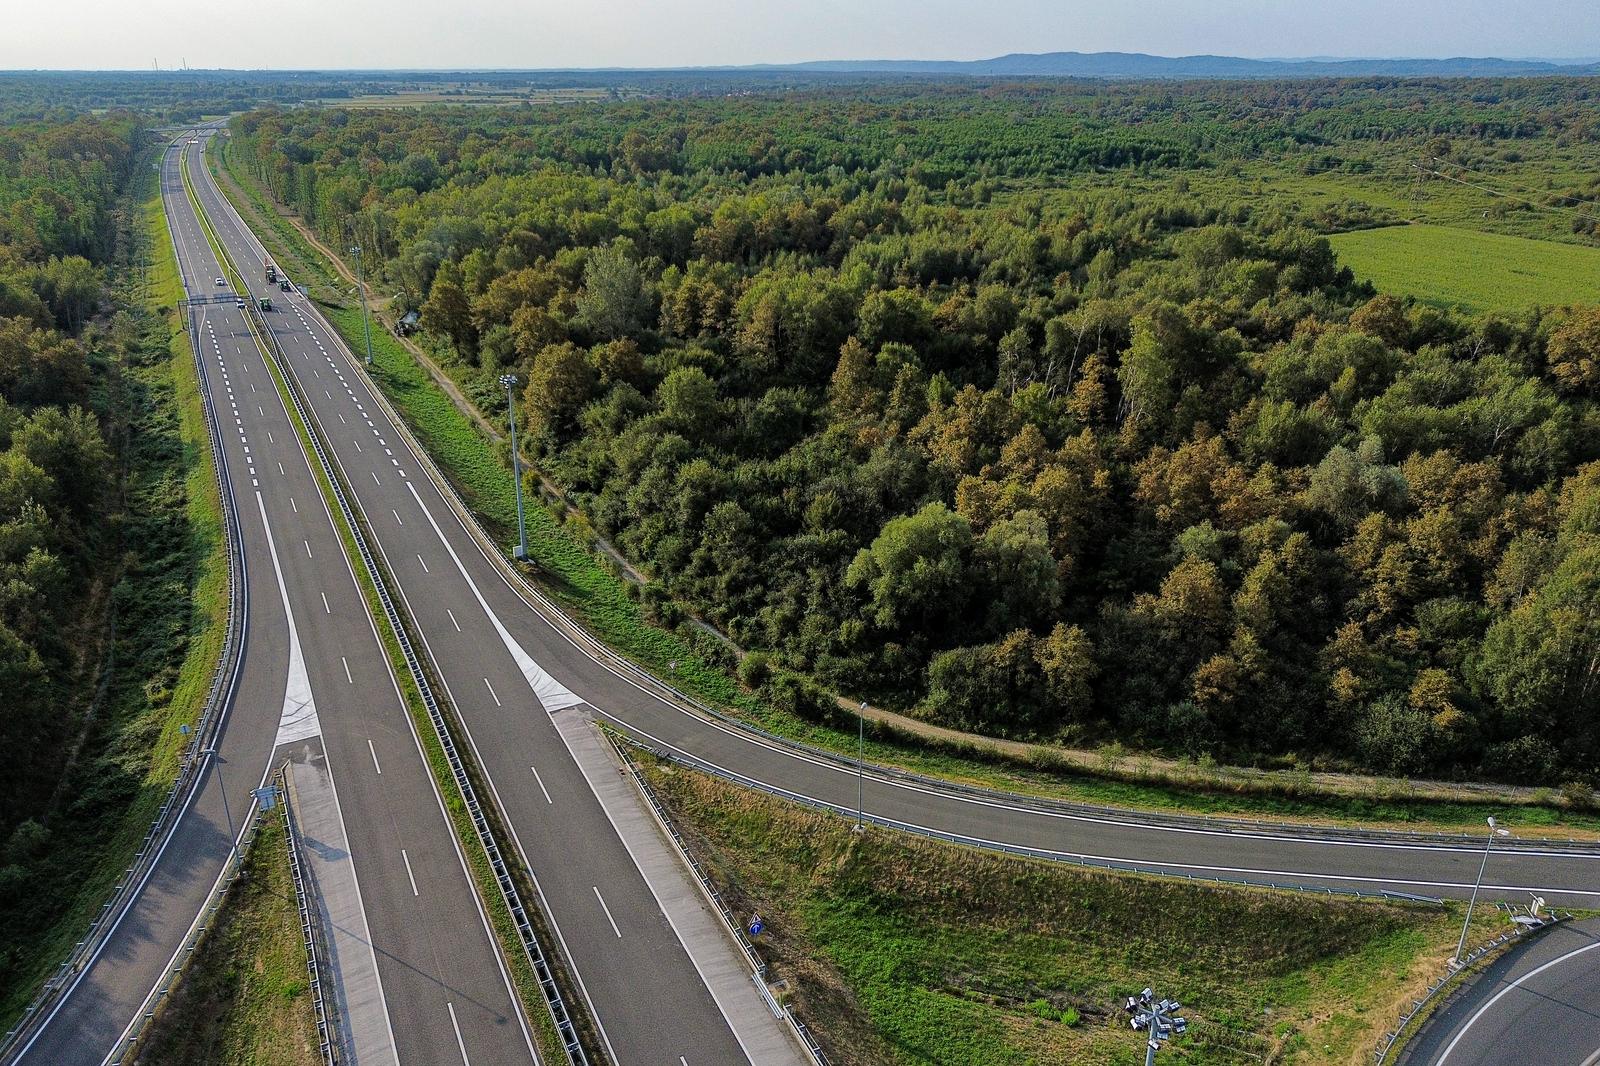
[5, 0, 1598, 70]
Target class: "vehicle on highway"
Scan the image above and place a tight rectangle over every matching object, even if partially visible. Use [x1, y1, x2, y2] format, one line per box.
[214, 276, 225, 286]
[279, 278, 292, 292]
[235, 299, 245, 310]
[265, 262, 277, 283]
[258, 297, 274, 311]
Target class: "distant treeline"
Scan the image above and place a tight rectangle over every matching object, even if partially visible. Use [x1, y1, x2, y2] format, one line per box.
[229, 80, 1600, 785]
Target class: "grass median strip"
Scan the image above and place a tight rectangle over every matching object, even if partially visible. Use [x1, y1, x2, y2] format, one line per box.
[132, 819, 318, 1066]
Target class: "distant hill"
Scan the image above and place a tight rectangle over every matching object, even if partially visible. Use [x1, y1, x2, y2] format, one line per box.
[767, 51, 1599, 79]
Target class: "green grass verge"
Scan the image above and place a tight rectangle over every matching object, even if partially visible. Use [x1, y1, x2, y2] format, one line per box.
[0, 152, 229, 1024]
[646, 762, 1464, 1066]
[132, 819, 319, 1066]
[179, 154, 581, 1063]
[1329, 223, 1600, 313]
[207, 138, 1600, 838]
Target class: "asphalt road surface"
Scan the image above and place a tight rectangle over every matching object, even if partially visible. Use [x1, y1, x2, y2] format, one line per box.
[1401, 918, 1600, 1066]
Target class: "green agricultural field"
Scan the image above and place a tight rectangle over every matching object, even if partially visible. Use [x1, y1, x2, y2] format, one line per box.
[1329, 223, 1600, 313]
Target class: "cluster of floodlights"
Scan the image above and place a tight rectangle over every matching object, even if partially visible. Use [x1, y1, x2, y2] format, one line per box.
[1126, 988, 1188, 1063]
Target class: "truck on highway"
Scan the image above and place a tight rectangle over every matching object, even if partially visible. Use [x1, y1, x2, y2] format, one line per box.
[265, 261, 277, 283]
[258, 297, 274, 312]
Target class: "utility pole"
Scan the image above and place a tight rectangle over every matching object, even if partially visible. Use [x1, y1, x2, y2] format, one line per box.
[1125, 987, 1188, 1066]
[350, 242, 374, 366]
[500, 373, 529, 561]
[201, 747, 240, 871]
[1452, 816, 1511, 968]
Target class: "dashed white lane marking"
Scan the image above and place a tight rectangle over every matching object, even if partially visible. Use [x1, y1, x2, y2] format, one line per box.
[339, 412, 347, 424]
[446, 1002, 470, 1065]
[290, 497, 297, 513]
[593, 887, 622, 938]
[321, 592, 331, 614]
[342, 655, 352, 683]
[277, 462, 285, 475]
[304, 540, 313, 558]
[267, 431, 274, 444]
[401, 849, 420, 897]
[371, 471, 381, 485]
[392, 509, 403, 526]
[530, 765, 553, 805]
[447, 608, 461, 632]
[368, 738, 381, 773]
[417, 554, 430, 574]
[354, 439, 363, 453]
[483, 678, 501, 707]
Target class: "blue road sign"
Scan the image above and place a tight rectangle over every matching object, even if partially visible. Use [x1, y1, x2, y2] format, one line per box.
[748, 915, 765, 936]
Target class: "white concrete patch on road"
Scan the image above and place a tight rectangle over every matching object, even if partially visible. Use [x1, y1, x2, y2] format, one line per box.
[255, 492, 323, 747]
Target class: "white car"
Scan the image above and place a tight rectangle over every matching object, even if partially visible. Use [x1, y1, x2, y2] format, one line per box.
[215, 277, 226, 286]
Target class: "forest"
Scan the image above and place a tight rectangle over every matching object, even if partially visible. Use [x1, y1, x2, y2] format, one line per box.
[227, 79, 1600, 785]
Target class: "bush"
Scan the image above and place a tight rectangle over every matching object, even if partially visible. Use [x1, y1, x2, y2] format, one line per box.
[737, 651, 772, 690]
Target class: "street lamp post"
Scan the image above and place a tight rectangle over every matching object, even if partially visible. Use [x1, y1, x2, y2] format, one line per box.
[200, 747, 240, 871]
[1451, 816, 1512, 968]
[350, 242, 374, 366]
[500, 373, 529, 561]
[1125, 987, 1188, 1066]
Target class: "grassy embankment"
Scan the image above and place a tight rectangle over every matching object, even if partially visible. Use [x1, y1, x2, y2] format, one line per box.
[0, 155, 229, 1024]
[180, 147, 580, 1063]
[1328, 223, 1600, 313]
[207, 139, 1600, 837]
[647, 762, 1465, 1066]
[132, 819, 318, 1066]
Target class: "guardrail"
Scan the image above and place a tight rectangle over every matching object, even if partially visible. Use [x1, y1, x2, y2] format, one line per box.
[0, 145, 249, 1066]
[1374, 911, 1573, 1064]
[279, 763, 341, 1065]
[191, 131, 596, 1066]
[107, 782, 270, 1065]
[607, 732, 830, 1066]
[620, 736, 1446, 907]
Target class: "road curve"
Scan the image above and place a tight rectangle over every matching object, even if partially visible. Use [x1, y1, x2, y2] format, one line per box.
[1400, 918, 1600, 1066]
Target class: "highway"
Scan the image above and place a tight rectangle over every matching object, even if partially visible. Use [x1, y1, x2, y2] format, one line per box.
[11, 119, 1600, 1066]
[11, 137, 539, 1066]
[1401, 918, 1600, 1066]
[183, 134, 762, 1065]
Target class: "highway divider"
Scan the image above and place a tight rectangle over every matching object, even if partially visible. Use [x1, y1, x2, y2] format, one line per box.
[279, 763, 341, 1066]
[0, 143, 249, 1066]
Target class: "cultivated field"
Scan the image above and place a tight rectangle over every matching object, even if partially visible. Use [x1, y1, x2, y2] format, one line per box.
[1329, 223, 1600, 313]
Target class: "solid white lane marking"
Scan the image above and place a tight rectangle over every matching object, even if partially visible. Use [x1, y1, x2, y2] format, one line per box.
[593, 886, 622, 938]
[417, 554, 430, 574]
[401, 849, 419, 896]
[530, 765, 553, 804]
[404, 480, 580, 711]
[368, 738, 382, 774]
[447, 608, 461, 632]
[254, 493, 321, 746]
[446, 1002, 471, 1065]
[484, 678, 501, 706]
[1436, 939, 1600, 1065]
[343, 656, 352, 683]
